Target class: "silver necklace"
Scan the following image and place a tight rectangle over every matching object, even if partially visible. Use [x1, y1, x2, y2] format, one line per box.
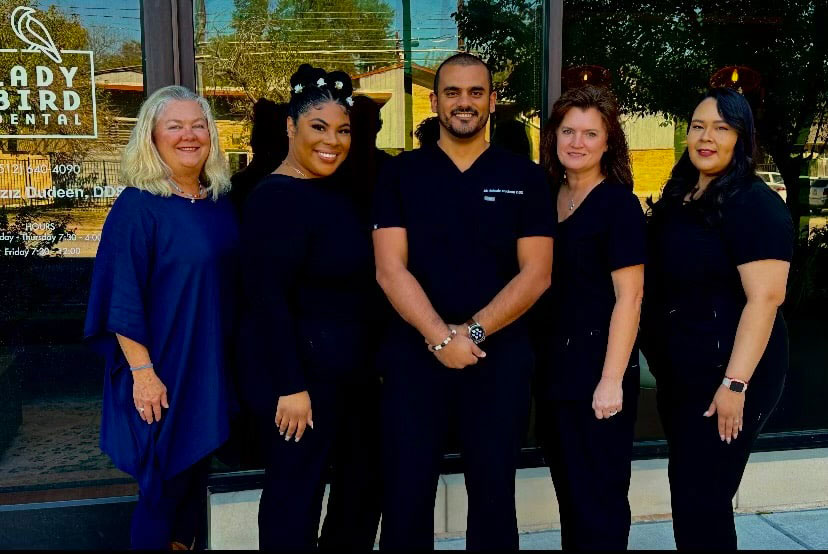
[566, 178, 605, 211]
[169, 178, 205, 203]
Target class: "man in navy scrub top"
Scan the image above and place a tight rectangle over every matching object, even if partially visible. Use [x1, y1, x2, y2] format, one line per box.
[372, 53, 556, 550]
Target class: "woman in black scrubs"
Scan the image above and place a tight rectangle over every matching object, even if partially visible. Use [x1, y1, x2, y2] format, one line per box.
[642, 88, 793, 550]
[535, 85, 646, 550]
[236, 64, 381, 550]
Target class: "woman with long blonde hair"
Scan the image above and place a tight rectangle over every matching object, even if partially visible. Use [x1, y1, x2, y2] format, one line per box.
[85, 85, 238, 549]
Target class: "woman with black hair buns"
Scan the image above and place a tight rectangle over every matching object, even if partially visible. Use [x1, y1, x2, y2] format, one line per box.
[642, 88, 793, 550]
[236, 64, 381, 550]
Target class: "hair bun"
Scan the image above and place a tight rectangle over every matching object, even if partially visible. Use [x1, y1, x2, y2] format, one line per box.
[290, 64, 325, 93]
[289, 65, 353, 101]
[325, 70, 353, 99]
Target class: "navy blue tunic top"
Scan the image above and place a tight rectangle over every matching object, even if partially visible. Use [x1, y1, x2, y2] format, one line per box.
[642, 178, 794, 400]
[372, 144, 556, 347]
[235, 174, 377, 419]
[84, 187, 240, 498]
[535, 180, 646, 400]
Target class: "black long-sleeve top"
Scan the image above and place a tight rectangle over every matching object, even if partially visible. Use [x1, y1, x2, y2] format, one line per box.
[235, 173, 377, 417]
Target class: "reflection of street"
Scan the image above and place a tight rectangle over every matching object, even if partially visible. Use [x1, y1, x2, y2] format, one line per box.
[0, 396, 129, 491]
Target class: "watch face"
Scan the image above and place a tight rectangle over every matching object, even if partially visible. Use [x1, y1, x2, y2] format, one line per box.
[469, 325, 485, 344]
[729, 381, 745, 393]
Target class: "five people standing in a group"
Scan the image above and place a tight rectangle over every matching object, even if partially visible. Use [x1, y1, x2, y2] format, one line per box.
[86, 53, 793, 552]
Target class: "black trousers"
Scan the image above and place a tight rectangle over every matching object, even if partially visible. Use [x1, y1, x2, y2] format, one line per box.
[656, 375, 785, 550]
[258, 372, 382, 550]
[379, 334, 533, 551]
[540, 392, 638, 551]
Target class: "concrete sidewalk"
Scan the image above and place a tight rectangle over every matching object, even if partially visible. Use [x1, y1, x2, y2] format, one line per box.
[434, 508, 828, 550]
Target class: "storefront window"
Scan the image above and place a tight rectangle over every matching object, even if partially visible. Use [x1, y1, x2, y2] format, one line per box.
[0, 0, 144, 504]
[562, 0, 828, 439]
[194, 0, 548, 468]
[194, 0, 545, 161]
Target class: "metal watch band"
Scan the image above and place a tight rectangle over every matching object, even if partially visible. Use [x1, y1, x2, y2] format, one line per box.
[429, 329, 457, 352]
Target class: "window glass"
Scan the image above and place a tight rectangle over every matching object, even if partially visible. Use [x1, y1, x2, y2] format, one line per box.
[0, 0, 144, 504]
[195, 0, 548, 468]
[563, 0, 828, 439]
[195, 0, 545, 160]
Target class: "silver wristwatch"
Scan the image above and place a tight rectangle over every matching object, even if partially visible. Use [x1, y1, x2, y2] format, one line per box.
[465, 319, 486, 345]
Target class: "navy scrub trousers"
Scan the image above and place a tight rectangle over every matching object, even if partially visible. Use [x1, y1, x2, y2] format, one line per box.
[379, 328, 534, 550]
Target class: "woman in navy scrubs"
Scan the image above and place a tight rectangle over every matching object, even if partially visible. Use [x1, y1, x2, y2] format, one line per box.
[534, 85, 645, 550]
[85, 86, 238, 550]
[236, 65, 381, 550]
[642, 88, 793, 550]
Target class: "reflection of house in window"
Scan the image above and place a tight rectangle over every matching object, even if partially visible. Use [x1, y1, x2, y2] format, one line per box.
[352, 63, 435, 151]
[353, 62, 543, 158]
[95, 69, 254, 164]
[621, 115, 676, 200]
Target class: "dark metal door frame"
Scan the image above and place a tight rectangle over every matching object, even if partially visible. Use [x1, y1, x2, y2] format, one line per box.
[141, 0, 197, 94]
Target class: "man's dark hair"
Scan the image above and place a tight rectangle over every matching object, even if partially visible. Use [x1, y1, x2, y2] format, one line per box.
[433, 53, 493, 93]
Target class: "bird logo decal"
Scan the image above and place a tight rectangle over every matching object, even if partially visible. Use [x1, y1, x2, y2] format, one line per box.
[10, 6, 63, 64]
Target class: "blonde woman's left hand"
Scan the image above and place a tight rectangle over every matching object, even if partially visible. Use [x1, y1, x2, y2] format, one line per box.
[592, 376, 623, 420]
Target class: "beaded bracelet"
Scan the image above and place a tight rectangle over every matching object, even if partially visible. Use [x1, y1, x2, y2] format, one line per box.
[130, 363, 154, 371]
[428, 329, 457, 352]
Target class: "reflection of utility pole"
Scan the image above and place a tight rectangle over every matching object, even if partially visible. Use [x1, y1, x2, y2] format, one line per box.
[456, 0, 465, 51]
[194, 0, 206, 93]
[194, 0, 206, 45]
[402, 0, 413, 150]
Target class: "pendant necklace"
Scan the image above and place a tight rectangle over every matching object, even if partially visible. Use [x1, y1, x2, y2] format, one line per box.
[169, 178, 205, 203]
[567, 178, 605, 211]
[284, 161, 307, 178]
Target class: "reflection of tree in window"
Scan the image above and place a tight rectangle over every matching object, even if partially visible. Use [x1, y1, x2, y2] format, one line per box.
[453, 0, 544, 117]
[561, 0, 828, 223]
[197, 0, 395, 121]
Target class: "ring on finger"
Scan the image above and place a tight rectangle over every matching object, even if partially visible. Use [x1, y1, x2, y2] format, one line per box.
[138, 407, 145, 412]
[609, 410, 618, 416]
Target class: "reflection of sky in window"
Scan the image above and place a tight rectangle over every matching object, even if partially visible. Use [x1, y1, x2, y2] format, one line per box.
[43, 0, 142, 44]
[200, 0, 459, 69]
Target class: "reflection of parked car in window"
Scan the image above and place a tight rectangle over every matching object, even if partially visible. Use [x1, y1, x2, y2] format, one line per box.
[809, 178, 828, 214]
[757, 171, 787, 202]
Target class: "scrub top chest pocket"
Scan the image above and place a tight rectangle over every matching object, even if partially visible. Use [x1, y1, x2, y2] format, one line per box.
[477, 186, 523, 247]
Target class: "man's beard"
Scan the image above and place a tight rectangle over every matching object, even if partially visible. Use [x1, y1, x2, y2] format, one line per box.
[439, 108, 489, 139]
